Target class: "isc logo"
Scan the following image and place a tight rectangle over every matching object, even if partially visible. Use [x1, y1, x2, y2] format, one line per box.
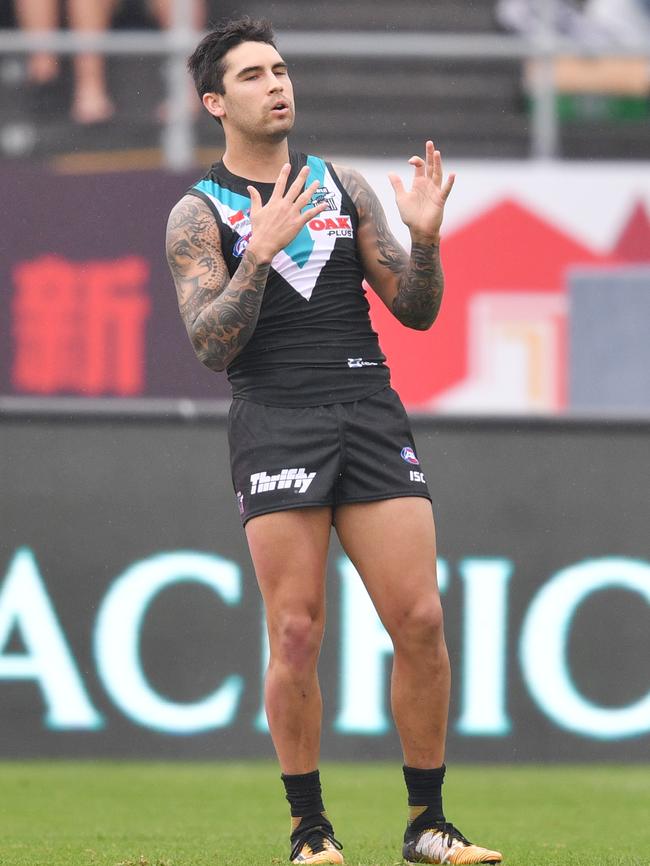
[410, 470, 426, 483]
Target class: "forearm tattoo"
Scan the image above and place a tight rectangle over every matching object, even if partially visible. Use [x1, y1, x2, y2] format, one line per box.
[166, 196, 269, 370]
[393, 242, 443, 329]
[191, 249, 269, 370]
[337, 166, 444, 329]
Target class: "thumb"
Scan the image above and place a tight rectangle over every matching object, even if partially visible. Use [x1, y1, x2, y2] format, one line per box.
[247, 185, 262, 214]
[388, 173, 405, 197]
[441, 173, 456, 202]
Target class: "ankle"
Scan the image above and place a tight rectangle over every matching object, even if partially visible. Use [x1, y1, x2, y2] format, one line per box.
[282, 769, 326, 822]
[403, 764, 446, 826]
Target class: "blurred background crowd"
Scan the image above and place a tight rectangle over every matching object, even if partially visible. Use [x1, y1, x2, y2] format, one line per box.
[0, 0, 649, 162]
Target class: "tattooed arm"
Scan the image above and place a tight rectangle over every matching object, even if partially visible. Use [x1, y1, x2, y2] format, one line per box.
[334, 142, 454, 331]
[166, 195, 269, 371]
[166, 167, 327, 371]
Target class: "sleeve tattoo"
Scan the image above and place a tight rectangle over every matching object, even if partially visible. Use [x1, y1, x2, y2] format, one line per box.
[336, 166, 444, 330]
[166, 196, 270, 371]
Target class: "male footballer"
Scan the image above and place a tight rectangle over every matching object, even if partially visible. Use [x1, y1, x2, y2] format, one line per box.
[166, 16, 502, 866]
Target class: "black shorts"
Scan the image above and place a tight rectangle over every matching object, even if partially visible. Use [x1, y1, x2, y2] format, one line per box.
[228, 386, 432, 525]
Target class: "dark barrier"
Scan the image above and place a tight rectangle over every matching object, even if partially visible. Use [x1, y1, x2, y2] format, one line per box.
[1, 405, 649, 761]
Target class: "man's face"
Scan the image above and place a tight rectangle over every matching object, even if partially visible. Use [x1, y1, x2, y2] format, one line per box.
[212, 41, 295, 142]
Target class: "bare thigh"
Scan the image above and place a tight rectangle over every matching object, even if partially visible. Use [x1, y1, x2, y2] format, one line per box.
[245, 506, 333, 630]
[334, 497, 441, 634]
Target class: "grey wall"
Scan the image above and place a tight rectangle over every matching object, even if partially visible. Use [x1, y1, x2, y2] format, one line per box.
[570, 267, 650, 412]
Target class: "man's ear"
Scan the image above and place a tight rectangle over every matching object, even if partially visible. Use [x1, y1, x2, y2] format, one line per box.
[202, 92, 225, 120]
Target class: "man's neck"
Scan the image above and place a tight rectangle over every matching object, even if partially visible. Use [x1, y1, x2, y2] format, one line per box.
[222, 135, 291, 183]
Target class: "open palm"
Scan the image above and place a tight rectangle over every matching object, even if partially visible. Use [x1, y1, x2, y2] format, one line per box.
[388, 140, 455, 242]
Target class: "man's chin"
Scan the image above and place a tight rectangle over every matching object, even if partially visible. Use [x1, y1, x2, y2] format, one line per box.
[271, 115, 295, 136]
[266, 118, 294, 143]
[267, 129, 291, 143]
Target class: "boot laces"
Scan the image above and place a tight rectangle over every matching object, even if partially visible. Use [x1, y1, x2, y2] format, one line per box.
[290, 824, 343, 860]
[427, 821, 472, 848]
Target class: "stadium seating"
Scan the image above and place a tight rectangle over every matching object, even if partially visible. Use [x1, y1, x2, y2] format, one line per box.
[0, 0, 648, 163]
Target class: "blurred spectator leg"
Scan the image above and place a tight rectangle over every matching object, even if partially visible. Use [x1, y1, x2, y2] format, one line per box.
[146, 0, 207, 31]
[146, 0, 206, 122]
[14, 0, 60, 84]
[67, 0, 117, 124]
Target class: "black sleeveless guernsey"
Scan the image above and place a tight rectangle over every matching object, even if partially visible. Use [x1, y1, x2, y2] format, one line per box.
[187, 151, 391, 406]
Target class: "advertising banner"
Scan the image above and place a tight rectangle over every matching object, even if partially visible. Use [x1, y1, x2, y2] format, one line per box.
[2, 161, 649, 413]
[1, 411, 649, 760]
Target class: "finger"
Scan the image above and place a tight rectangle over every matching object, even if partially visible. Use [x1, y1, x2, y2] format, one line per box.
[247, 185, 263, 213]
[299, 200, 329, 226]
[270, 163, 291, 200]
[425, 140, 435, 179]
[441, 172, 456, 202]
[408, 155, 425, 180]
[286, 165, 312, 202]
[433, 149, 443, 186]
[294, 178, 322, 210]
[388, 173, 405, 197]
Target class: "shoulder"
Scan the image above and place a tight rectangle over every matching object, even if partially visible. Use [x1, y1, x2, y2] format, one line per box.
[167, 192, 213, 226]
[331, 163, 381, 220]
[165, 194, 222, 257]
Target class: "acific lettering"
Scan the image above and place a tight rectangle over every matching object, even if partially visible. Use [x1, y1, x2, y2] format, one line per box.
[1, 551, 649, 741]
[520, 557, 650, 740]
[94, 551, 244, 733]
[456, 559, 512, 735]
[0, 548, 102, 729]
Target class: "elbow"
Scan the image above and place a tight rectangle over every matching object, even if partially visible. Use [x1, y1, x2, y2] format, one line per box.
[195, 344, 227, 372]
[392, 296, 441, 331]
[398, 309, 439, 331]
[199, 353, 227, 372]
[407, 316, 436, 332]
[189, 329, 228, 372]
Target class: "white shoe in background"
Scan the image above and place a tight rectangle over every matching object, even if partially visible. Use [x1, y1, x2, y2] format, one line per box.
[584, 0, 650, 47]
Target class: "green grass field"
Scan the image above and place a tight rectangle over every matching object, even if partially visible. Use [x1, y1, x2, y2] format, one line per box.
[1, 762, 648, 866]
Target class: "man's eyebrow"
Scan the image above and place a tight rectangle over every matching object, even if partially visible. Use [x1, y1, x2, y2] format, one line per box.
[236, 62, 289, 78]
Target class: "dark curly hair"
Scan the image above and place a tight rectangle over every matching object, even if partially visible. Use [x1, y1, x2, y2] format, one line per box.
[187, 16, 277, 99]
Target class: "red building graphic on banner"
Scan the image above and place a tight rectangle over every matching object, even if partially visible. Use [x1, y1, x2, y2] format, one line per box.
[368, 199, 649, 411]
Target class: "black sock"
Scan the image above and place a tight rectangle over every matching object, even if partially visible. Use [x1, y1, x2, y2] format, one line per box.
[403, 764, 446, 826]
[281, 769, 326, 819]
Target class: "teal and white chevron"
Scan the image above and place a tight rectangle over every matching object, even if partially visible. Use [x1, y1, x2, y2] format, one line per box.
[193, 156, 345, 302]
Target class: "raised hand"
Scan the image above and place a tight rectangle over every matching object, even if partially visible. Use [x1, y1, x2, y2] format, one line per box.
[388, 141, 455, 244]
[246, 164, 329, 263]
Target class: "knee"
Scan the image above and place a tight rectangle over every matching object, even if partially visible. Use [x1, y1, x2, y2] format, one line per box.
[270, 612, 323, 672]
[391, 595, 445, 651]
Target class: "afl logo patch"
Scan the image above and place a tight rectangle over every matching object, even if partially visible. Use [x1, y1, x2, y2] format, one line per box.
[400, 446, 419, 465]
[233, 232, 251, 257]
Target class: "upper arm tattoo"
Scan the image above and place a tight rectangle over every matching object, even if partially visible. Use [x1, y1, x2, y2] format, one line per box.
[335, 165, 444, 330]
[335, 165, 409, 276]
[166, 196, 228, 329]
[166, 195, 270, 371]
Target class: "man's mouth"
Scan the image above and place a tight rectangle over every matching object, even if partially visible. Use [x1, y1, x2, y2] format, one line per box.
[270, 100, 290, 114]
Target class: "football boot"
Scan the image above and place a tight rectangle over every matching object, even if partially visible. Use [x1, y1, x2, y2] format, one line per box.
[290, 813, 344, 864]
[403, 820, 502, 864]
